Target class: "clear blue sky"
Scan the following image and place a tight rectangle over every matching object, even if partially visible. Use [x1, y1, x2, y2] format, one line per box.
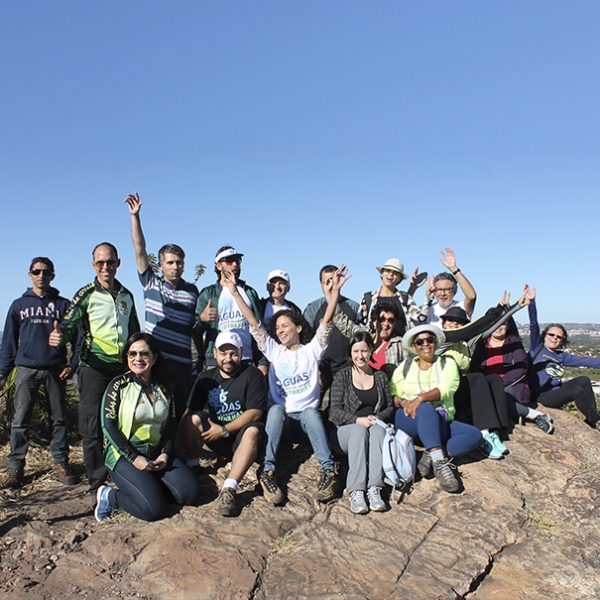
[1, 2, 598, 327]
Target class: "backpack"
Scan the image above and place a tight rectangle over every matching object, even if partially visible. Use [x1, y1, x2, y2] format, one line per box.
[374, 417, 416, 501]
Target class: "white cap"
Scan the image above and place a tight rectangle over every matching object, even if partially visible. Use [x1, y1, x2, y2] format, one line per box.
[267, 269, 290, 284]
[215, 331, 243, 349]
[215, 247, 244, 262]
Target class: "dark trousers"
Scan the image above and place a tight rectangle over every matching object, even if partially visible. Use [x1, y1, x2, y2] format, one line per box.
[164, 358, 193, 423]
[78, 363, 123, 493]
[454, 373, 509, 431]
[394, 402, 482, 457]
[109, 456, 200, 521]
[538, 376, 600, 426]
[9, 366, 69, 470]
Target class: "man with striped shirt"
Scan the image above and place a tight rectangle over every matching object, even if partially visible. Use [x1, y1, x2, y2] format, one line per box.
[125, 192, 199, 420]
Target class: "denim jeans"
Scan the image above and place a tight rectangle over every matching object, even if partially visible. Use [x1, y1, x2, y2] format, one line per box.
[9, 366, 69, 470]
[263, 404, 334, 472]
[109, 456, 200, 522]
[394, 401, 482, 458]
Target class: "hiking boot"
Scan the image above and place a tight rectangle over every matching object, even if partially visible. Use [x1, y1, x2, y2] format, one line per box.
[367, 486, 386, 512]
[259, 470, 285, 505]
[52, 462, 77, 486]
[349, 490, 369, 514]
[417, 451, 433, 479]
[4, 466, 24, 490]
[534, 413, 554, 434]
[478, 434, 503, 460]
[313, 469, 338, 503]
[94, 485, 115, 523]
[217, 486, 237, 517]
[432, 458, 460, 493]
[489, 431, 509, 455]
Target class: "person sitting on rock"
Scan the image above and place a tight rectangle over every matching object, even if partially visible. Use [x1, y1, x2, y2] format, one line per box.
[223, 266, 348, 505]
[175, 330, 267, 517]
[391, 325, 482, 494]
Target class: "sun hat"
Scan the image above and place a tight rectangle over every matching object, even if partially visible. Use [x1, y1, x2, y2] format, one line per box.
[402, 324, 445, 355]
[376, 258, 408, 281]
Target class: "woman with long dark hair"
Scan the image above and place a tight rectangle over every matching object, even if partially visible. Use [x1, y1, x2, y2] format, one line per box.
[95, 332, 200, 522]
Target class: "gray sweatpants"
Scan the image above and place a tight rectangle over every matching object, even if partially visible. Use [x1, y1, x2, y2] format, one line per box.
[335, 423, 385, 493]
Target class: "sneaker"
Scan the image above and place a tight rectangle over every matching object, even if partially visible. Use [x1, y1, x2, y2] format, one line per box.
[432, 458, 460, 493]
[349, 490, 369, 514]
[367, 486, 386, 512]
[478, 434, 504, 460]
[94, 485, 115, 522]
[217, 486, 237, 517]
[417, 451, 433, 478]
[3, 466, 24, 490]
[52, 462, 77, 486]
[489, 431, 509, 455]
[259, 470, 285, 505]
[534, 412, 555, 434]
[313, 469, 338, 503]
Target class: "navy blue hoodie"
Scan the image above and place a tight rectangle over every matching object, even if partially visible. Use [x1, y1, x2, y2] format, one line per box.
[0, 287, 77, 376]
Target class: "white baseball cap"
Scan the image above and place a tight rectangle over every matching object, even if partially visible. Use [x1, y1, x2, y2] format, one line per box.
[267, 269, 290, 284]
[215, 331, 243, 349]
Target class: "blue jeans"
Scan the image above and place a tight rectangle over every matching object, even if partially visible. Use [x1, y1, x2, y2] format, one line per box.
[9, 366, 69, 470]
[395, 402, 482, 458]
[263, 404, 334, 472]
[109, 456, 200, 522]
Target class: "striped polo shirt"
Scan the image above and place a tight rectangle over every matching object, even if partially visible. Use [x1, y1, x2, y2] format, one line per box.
[139, 268, 199, 364]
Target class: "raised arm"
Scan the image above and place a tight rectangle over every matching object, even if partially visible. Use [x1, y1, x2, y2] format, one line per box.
[222, 272, 260, 327]
[440, 247, 477, 317]
[124, 192, 150, 275]
[322, 264, 350, 325]
[525, 284, 541, 350]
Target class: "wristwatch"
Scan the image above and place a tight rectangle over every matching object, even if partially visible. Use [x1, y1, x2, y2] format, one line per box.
[221, 425, 230, 439]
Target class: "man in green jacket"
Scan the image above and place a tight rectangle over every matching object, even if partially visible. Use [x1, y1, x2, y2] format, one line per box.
[50, 242, 139, 502]
[195, 246, 263, 371]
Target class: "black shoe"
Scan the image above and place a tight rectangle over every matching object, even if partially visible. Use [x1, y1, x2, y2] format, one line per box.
[3, 467, 24, 489]
[260, 470, 285, 504]
[432, 458, 460, 493]
[313, 469, 338, 503]
[52, 462, 77, 486]
[217, 487, 237, 517]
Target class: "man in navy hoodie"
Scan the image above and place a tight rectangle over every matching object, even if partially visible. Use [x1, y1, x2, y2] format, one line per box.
[0, 257, 78, 489]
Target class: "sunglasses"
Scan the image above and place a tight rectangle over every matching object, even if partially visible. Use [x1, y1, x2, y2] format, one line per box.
[94, 259, 118, 268]
[377, 316, 397, 324]
[127, 350, 152, 359]
[546, 332, 565, 341]
[221, 257, 241, 264]
[413, 336, 436, 347]
[30, 269, 53, 276]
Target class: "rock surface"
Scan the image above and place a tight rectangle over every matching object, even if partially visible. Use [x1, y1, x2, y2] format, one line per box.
[2, 407, 600, 599]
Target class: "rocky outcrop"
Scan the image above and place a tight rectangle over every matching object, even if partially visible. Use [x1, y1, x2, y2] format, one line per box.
[2, 407, 600, 599]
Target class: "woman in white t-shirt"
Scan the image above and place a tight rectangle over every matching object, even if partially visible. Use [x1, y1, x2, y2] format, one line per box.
[223, 266, 348, 506]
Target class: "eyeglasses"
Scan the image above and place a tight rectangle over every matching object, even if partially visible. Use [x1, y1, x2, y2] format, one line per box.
[30, 269, 53, 276]
[94, 259, 118, 269]
[377, 316, 397, 324]
[413, 336, 436, 347]
[435, 287, 454, 293]
[221, 257, 241, 264]
[127, 350, 152, 359]
[546, 332, 565, 341]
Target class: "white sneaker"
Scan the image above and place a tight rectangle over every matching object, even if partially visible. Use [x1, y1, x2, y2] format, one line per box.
[367, 486, 386, 512]
[349, 490, 368, 514]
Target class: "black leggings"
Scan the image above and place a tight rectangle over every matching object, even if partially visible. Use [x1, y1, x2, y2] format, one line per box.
[537, 376, 600, 426]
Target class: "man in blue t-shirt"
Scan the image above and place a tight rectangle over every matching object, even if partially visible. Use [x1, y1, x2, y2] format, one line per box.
[125, 192, 200, 420]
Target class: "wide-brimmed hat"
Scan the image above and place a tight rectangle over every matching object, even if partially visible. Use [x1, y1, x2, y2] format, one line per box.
[440, 306, 470, 324]
[376, 258, 408, 280]
[402, 324, 445, 355]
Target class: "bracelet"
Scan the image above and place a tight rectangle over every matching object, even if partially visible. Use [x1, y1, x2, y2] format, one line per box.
[452, 269, 461, 276]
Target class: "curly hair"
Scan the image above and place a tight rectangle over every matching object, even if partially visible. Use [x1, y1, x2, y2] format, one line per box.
[269, 308, 314, 345]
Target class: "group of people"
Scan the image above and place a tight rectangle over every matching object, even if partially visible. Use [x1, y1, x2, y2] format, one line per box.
[2, 192, 599, 521]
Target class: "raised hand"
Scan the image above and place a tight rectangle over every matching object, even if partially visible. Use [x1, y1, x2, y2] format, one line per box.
[500, 291, 511, 306]
[440, 247, 457, 271]
[331, 263, 351, 292]
[523, 284, 536, 300]
[124, 192, 142, 215]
